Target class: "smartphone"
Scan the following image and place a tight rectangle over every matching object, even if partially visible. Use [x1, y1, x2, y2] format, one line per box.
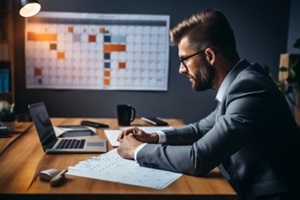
[80, 120, 109, 128]
[141, 117, 168, 126]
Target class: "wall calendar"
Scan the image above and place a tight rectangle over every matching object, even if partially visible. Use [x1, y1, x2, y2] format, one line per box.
[25, 11, 170, 91]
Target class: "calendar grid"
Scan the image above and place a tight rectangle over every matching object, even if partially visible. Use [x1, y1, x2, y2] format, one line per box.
[25, 12, 170, 91]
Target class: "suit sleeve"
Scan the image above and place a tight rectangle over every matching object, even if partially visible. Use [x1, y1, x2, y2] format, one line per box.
[163, 108, 217, 145]
[136, 76, 273, 176]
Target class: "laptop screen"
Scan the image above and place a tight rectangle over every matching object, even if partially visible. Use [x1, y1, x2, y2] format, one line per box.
[28, 102, 57, 151]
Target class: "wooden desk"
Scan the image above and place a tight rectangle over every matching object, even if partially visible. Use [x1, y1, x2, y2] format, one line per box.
[0, 118, 236, 200]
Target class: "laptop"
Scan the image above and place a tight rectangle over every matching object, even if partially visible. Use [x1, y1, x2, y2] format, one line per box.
[28, 102, 107, 153]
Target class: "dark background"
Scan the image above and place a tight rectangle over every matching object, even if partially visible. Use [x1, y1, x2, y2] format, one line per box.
[11, 0, 300, 123]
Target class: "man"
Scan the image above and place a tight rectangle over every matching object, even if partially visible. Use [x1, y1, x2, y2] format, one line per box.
[117, 9, 300, 200]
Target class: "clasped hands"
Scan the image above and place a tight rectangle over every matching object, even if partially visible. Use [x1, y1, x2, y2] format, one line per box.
[117, 127, 159, 160]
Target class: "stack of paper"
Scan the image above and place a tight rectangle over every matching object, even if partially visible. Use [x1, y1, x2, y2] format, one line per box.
[67, 148, 182, 190]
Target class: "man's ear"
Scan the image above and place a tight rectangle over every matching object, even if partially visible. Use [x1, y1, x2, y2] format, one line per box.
[205, 48, 216, 65]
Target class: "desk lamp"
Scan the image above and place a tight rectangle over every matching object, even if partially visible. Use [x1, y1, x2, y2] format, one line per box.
[19, 0, 41, 17]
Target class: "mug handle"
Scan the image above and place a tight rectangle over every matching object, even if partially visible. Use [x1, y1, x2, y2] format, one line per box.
[130, 107, 136, 122]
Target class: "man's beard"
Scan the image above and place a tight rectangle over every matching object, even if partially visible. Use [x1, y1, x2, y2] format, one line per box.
[190, 61, 215, 91]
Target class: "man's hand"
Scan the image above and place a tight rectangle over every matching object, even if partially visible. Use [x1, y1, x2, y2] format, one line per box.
[117, 127, 159, 159]
[117, 133, 142, 159]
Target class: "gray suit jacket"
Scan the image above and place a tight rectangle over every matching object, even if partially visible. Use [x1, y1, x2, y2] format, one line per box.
[137, 60, 300, 199]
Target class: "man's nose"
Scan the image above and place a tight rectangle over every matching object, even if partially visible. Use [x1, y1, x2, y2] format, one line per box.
[179, 63, 188, 74]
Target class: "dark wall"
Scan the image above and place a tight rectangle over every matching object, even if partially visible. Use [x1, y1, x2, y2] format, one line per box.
[13, 0, 291, 123]
[287, 0, 300, 53]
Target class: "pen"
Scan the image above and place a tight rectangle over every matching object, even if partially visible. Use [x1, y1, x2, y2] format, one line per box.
[49, 169, 68, 187]
[132, 128, 137, 135]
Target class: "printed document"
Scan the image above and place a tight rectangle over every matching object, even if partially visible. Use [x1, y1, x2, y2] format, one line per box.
[67, 148, 182, 190]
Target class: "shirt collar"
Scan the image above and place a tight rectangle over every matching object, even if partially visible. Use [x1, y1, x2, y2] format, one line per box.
[215, 59, 244, 103]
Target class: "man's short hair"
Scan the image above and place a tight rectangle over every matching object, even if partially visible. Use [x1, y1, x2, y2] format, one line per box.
[170, 9, 237, 58]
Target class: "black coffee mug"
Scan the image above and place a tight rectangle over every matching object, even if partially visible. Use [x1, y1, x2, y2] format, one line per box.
[117, 104, 136, 126]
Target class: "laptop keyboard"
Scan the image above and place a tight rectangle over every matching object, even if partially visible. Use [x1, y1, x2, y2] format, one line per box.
[57, 139, 86, 149]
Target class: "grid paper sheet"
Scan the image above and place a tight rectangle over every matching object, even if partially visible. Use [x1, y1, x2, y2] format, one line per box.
[67, 148, 182, 190]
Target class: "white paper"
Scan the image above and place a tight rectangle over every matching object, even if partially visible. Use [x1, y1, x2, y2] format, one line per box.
[54, 126, 96, 137]
[67, 149, 182, 190]
[53, 126, 65, 137]
[104, 126, 173, 147]
[104, 130, 123, 146]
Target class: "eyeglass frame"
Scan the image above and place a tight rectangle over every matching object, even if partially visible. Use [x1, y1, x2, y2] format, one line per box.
[180, 49, 205, 70]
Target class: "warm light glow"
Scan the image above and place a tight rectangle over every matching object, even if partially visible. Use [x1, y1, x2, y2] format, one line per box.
[19, 2, 41, 17]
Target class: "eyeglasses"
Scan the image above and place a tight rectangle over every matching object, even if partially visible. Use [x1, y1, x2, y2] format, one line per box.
[180, 50, 205, 70]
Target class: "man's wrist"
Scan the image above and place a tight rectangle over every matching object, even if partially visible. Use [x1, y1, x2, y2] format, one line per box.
[156, 130, 166, 143]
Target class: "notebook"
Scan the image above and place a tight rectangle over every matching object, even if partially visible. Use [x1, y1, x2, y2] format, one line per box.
[28, 102, 107, 153]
